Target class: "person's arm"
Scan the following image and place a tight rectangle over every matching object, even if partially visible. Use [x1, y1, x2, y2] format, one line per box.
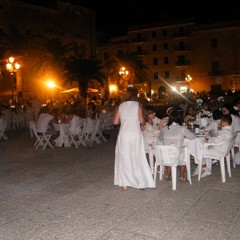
[113, 107, 120, 125]
[138, 103, 145, 126]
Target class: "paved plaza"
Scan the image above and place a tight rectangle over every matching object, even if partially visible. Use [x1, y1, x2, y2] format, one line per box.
[0, 128, 239, 240]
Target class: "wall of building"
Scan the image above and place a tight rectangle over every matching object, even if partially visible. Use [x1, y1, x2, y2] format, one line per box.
[97, 19, 240, 97]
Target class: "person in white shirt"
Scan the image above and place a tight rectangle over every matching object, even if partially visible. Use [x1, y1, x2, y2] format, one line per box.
[196, 114, 234, 178]
[159, 109, 196, 181]
[142, 107, 162, 151]
[204, 109, 223, 137]
[35, 106, 59, 143]
[220, 103, 240, 133]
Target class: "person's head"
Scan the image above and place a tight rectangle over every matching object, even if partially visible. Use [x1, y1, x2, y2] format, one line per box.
[185, 105, 196, 116]
[144, 106, 156, 121]
[212, 109, 223, 120]
[125, 85, 138, 101]
[167, 109, 184, 127]
[220, 114, 232, 128]
[201, 101, 210, 111]
[221, 103, 238, 116]
[233, 98, 240, 111]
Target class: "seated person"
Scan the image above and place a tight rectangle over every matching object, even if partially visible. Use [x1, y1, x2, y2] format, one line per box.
[144, 106, 162, 129]
[35, 106, 59, 143]
[204, 109, 223, 137]
[198, 100, 212, 119]
[159, 109, 196, 181]
[194, 114, 234, 178]
[184, 105, 197, 124]
[142, 107, 162, 150]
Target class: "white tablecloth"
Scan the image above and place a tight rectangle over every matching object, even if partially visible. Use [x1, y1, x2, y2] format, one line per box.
[53, 123, 70, 147]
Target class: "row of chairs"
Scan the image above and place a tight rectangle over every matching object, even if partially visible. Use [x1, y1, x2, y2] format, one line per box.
[153, 135, 239, 190]
[29, 117, 109, 150]
[68, 117, 108, 148]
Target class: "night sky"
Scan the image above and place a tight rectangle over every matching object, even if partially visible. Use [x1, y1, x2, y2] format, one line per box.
[19, 0, 240, 36]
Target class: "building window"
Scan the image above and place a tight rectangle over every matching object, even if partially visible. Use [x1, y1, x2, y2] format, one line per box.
[179, 41, 185, 50]
[178, 55, 186, 65]
[152, 44, 157, 51]
[137, 33, 142, 41]
[164, 57, 169, 64]
[163, 43, 168, 50]
[137, 46, 142, 55]
[164, 71, 170, 79]
[162, 29, 168, 36]
[154, 72, 159, 79]
[103, 52, 109, 61]
[211, 61, 219, 74]
[152, 31, 157, 38]
[211, 39, 218, 48]
[153, 58, 158, 65]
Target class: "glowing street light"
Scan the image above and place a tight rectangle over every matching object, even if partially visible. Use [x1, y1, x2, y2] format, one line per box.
[119, 66, 129, 76]
[45, 80, 56, 89]
[185, 74, 192, 83]
[119, 66, 129, 91]
[6, 57, 21, 101]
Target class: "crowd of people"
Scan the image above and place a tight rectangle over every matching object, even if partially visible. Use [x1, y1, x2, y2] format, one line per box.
[113, 87, 240, 191]
[1, 88, 240, 191]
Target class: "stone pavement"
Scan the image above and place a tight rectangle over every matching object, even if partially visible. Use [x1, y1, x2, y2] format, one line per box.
[0, 128, 239, 240]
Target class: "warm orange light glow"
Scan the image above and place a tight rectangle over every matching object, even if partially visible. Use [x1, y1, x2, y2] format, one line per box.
[45, 80, 56, 89]
[109, 84, 117, 93]
[119, 66, 129, 76]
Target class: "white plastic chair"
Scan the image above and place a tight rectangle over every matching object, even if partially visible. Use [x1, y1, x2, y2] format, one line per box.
[83, 118, 107, 144]
[154, 145, 192, 190]
[231, 132, 240, 168]
[68, 118, 87, 148]
[29, 120, 54, 150]
[95, 118, 108, 143]
[201, 138, 235, 183]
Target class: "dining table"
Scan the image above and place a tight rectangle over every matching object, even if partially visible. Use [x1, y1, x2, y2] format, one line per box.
[53, 122, 70, 147]
[184, 132, 206, 165]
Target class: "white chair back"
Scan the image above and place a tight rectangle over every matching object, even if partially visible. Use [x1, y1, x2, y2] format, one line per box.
[155, 145, 180, 166]
[202, 137, 235, 183]
[154, 145, 180, 190]
[29, 120, 54, 150]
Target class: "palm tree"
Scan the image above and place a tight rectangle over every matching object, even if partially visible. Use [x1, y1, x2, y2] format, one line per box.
[31, 38, 74, 80]
[64, 55, 105, 100]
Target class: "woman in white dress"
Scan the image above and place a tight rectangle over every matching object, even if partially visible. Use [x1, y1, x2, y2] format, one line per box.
[113, 86, 155, 191]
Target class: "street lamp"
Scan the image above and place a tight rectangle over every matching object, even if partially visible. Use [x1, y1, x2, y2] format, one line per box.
[6, 57, 21, 101]
[119, 66, 129, 91]
[185, 74, 192, 83]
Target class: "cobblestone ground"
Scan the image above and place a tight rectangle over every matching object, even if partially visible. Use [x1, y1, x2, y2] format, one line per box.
[0, 128, 239, 240]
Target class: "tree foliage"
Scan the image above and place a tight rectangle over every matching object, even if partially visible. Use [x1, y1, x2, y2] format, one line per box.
[64, 55, 105, 99]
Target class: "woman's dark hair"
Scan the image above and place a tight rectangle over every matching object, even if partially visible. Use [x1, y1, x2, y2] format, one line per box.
[167, 109, 184, 128]
[125, 86, 139, 101]
[221, 114, 232, 125]
[221, 103, 239, 116]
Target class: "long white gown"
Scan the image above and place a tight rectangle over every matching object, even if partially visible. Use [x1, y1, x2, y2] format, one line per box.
[114, 101, 155, 189]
